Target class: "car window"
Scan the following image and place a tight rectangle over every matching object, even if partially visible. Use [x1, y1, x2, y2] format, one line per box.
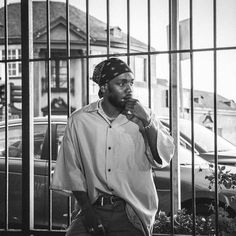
[56, 124, 66, 159]
[0, 125, 22, 158]
[0, 123, 48, 159]
[34, 124, 48, 159]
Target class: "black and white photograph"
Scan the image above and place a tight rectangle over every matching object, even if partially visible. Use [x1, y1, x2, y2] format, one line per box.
[0, 0, 236, 235]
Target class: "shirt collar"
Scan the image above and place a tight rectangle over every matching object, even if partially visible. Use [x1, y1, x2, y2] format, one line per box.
[83, 99, 130, 126]
[83, 100, 101, 113]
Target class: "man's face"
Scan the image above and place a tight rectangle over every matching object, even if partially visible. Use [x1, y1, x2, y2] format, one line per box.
[104, 72, 134, 109]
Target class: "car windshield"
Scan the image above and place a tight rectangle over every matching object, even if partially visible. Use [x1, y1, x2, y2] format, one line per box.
[160, 118, 236, 153]
[179, 145, 209, 166]
[179, 120, 236, 152]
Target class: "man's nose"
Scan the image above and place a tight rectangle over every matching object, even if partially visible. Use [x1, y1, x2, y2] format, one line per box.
[126, 83, 133, 93]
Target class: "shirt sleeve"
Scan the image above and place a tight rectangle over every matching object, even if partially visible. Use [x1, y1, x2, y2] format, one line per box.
[145, 116, 175, 168]
[155, 119, 175, 168]
[50, 118, 87, 195]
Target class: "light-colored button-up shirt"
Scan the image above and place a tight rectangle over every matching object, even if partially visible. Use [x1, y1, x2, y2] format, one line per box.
[51, 100, 174, 236]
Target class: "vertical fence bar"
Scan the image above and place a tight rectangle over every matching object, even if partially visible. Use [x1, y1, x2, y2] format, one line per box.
[3, 0, 9, 230]
[106, 0, 110, 58]
[189, 0, 196, 234]
[66, 0, 72, 226]
[168, 0, 174, 232]
[213, 0, 219, 235]
[126, 0, 130, 65]
[66, 0, 71, 117]
[46, 0, 53, 230]
[147, 0, 151, 108]
[86, 0, 90, 105]
[169, 0, 181, 233]
[21, 0, 34, 233]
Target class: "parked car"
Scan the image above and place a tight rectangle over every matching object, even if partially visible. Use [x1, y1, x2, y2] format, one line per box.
[0, 116, 235, 230]
[153, 145, 236, 217]
[0, 116, 71, 229]
[160, 118, 236, 166]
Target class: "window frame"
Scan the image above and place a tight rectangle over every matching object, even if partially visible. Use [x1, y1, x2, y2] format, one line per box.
[2, 48, 22, 79]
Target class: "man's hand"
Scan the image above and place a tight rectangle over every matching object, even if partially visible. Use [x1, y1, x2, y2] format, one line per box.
[123, 97, 151, 125]
[123, 97, 162, 164]
[72, 191, 106, 235]
[81, 205, 106, 235]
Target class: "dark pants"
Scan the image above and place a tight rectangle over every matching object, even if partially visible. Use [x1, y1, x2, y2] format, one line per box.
[66, 201, 144, 236]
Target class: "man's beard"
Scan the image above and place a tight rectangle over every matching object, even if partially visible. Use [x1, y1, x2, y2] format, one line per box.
[107, 86, 125, 109]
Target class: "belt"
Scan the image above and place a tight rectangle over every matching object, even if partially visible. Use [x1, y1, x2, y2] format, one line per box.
[94, 194, 125, 206]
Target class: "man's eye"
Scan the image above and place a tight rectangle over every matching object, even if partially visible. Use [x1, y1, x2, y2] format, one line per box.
[119, 82, 125, 87]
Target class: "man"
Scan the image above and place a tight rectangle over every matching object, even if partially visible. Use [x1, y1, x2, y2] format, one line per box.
[51, 57, 174, 236]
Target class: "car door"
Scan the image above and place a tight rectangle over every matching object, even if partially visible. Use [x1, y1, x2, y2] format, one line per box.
[33, 122, 52, 229]
[0, 124, 23, 228]
[0, 121, 51, 229]
[51, 122, 72, 229]
[36, 120, 71, 229]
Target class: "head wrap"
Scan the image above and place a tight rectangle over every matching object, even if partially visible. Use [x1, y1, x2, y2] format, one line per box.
[92, 58, 133, 86]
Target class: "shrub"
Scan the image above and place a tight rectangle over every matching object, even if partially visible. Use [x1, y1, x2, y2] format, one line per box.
[154, 164, 236, 235]
[154, 208, 236, 235]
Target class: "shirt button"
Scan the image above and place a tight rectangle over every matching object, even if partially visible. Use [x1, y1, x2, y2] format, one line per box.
[108, 147, 111, 150]
[109, 125, 112, 128]
[108, 168, 111, 172]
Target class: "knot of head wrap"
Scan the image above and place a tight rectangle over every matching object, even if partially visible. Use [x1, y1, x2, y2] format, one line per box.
[92, 58, 133, 86]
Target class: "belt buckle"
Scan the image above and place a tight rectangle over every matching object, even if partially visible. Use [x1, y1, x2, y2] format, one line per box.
[110, 196, 115, 204]
[101, 196, 104, 206]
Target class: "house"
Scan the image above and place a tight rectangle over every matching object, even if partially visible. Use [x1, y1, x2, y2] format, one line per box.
[184, 89, 236, 144]
[0, 1, 156, 117]
[156, 78, 236, 145]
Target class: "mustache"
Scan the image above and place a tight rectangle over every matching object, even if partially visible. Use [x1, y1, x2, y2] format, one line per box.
[121, 94, 133, 102]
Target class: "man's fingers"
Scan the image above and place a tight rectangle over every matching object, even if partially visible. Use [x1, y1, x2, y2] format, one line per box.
[97, 223, 106, 235]
[88, 227, 95, 233]
[125, 98, 138, 104]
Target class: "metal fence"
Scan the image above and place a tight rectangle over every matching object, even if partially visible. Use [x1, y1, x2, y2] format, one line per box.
[0, 0, 236, 235]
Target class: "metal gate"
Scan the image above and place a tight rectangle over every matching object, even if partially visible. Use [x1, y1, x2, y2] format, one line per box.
[1, 0, 236, 235]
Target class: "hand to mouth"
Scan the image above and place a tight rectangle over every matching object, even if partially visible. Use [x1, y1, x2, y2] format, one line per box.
[121, 96, 139, 116]
[121, 94, 133, 102]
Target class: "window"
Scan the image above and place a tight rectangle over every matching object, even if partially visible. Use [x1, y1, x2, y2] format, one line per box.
[46, 53, 68, 92]
[51, 60, 67, 90]
[134, 57, 147, 82]
[56, 124, 66, 155]
[0, 123, 48, 159]
[164, 90, 169, 108]
[0, 125, 22, 158]
[2, 49, 21, 78]
[34, 124, 48, 159]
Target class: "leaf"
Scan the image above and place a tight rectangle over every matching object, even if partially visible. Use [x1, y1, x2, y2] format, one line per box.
[222, 195, 230, 207]
[220, 166, 226, 171]
[209, 163, 214, 168]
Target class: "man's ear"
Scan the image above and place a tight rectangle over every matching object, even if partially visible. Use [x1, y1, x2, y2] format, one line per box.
[100, 83, 108, 93]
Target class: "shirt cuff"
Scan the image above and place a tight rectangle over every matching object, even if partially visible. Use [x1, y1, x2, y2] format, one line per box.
[146, 119, 175, 168]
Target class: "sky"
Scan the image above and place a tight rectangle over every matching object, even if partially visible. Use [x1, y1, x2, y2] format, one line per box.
[2, 0, 236, 101]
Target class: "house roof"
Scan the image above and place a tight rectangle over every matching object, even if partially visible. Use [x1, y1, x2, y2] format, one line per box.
[0, 1, 147, 48]
[156, 79, 236, 111]
[186, 89, 236, 110]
